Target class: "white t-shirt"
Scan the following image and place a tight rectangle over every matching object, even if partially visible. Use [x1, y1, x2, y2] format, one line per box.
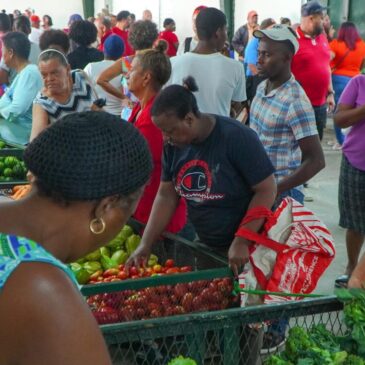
[84, 60, 123, 116]
[29, 42, 41, 65]
[168, 52, 246, 117]
[28, 27, 43, 45]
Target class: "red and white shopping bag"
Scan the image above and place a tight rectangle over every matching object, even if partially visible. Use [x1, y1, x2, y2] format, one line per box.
[236, 197, 335, 306]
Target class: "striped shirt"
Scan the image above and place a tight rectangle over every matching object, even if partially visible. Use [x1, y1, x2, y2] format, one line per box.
[250, 76, 318, 183]
[33, 70, 93, 123]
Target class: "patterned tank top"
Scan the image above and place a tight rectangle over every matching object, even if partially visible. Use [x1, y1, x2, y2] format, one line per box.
[0, 234, 77, 289]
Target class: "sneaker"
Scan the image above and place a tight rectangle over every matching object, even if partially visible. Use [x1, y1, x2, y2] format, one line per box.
[260, 332, 286, 354]
[335, 274, 349, 288]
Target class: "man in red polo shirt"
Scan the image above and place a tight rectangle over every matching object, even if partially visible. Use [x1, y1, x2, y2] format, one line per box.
[112, 10, 134, 56]
[291, 1, 335, 141]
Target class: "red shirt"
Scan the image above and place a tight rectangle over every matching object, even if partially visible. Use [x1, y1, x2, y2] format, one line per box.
[129, 97, 187, 233]
[158, 30, 179, 57]
[98, 30, 112, 51]
[291, 27, 331, 106]
[112, 27, 134, 56]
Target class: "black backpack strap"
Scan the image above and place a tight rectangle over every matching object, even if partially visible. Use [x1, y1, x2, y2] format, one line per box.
[184, 37, 192, 53]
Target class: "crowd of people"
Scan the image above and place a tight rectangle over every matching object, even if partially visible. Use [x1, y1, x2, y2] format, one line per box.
[0, 1, 365, 364]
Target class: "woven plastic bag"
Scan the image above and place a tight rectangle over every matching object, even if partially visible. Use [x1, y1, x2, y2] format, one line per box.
[236, 197, 335, 306]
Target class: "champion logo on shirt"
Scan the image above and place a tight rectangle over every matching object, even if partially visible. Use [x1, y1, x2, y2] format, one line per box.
[176, 160, 225, 202]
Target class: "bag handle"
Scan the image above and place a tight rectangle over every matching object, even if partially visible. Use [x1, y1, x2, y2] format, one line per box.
[236, 227, 286, 252]
[235, 206, 286, 252]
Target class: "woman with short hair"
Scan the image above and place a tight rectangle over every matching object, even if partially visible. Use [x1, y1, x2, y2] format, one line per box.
[31, 49, 95, 140]
[67, 20, 104, 70]
[0, 31, 42, 144]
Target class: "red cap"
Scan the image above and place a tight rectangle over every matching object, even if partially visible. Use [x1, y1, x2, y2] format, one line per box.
[30, 15, 40, 23]
[193, 5, 207, 16]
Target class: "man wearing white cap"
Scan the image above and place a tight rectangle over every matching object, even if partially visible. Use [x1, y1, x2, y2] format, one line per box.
[250, 25, 325, 351]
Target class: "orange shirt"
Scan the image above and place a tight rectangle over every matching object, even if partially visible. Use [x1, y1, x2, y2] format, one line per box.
[330, 39, 365, 77]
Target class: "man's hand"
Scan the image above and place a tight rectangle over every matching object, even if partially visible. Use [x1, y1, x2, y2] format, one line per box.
[327, 93, 335, 113]
[228, 237, 250, 277]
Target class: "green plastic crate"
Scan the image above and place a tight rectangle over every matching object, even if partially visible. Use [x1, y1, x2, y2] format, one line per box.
[0, 144, 27, 189]
[96, 296, 344, 365]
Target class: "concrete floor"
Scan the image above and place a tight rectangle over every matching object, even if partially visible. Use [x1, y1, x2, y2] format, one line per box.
[304, 126, 361, 294]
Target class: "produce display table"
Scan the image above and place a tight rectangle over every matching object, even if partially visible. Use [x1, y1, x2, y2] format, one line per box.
[80, 229, 346, 365]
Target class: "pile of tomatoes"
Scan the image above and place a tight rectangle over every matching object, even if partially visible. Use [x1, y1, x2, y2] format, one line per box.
[87, 259, 192, 284]
[86, 260, 237, 324]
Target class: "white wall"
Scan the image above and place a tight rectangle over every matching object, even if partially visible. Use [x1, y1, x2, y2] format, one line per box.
[102, 0, 220, 44]
[234, 0, 302, 31]
[1, 0, 84, 29]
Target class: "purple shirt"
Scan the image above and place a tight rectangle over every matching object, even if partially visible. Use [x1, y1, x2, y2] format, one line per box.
[338, 75, 365, 171]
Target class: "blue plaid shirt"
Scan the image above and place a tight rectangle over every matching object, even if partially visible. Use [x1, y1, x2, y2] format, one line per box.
[250, 76, 318, 184]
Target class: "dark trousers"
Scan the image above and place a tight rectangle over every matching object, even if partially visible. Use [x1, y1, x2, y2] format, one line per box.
[313, 104, 327, 141]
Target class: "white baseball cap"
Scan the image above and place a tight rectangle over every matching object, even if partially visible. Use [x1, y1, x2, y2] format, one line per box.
[253, 24, 299, 54]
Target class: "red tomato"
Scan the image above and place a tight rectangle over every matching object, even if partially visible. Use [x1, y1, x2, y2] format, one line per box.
[131, 275, 140, 279]
[129, 266, 139, 276]
[147, 303, 159, 313]
[119, 306, 134, 321]
[165, 306, 175, 316]
[173, 305, 185, 315]
[180, 266, 192, 273]
[103, 268, 119, 278]
[192, 296, 203, 311]
[150, 309, 162, 318]
[118, 264, 125, 270]
[181, 292, 194, 312]
[174, 283, 188, 298]
[165, 259, 175, 268]
[166, 267, 179, 275]
[99, 306, 119, 324]
[117, 271, 128, 280]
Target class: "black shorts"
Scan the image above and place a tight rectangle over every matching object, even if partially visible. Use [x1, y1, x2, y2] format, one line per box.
[339, 155, 365, 234]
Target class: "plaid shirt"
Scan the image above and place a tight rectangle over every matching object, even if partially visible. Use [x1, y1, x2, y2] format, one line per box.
[250, 76, 318, 183]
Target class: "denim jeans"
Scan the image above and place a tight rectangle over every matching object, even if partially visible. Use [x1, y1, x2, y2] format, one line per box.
[312, 104, 327, 141]
[332, 74, 351, 145]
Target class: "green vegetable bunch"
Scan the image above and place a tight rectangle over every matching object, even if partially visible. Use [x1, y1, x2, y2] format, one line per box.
[336, 288, 365, 358]
[168, 355, 197, 365]
[264, 325, 364, 365]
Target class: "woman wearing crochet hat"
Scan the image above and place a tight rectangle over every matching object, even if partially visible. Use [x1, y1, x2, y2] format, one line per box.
[0, 111, 152, 364]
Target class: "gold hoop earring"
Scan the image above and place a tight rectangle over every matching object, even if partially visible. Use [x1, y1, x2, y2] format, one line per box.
[89, 218, 106, 235]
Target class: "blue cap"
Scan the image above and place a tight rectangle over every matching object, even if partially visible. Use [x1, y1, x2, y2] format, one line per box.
[301, 1, 327, 17]
[104, 35, 125, 59]
[68, 13, 83, 25]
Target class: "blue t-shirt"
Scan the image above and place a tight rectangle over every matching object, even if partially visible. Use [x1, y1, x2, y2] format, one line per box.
[162, 115, 274, 247]
[244, 38, 259, 77]
[0, 64, 42, 145]
[0, 234, 77, 290]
